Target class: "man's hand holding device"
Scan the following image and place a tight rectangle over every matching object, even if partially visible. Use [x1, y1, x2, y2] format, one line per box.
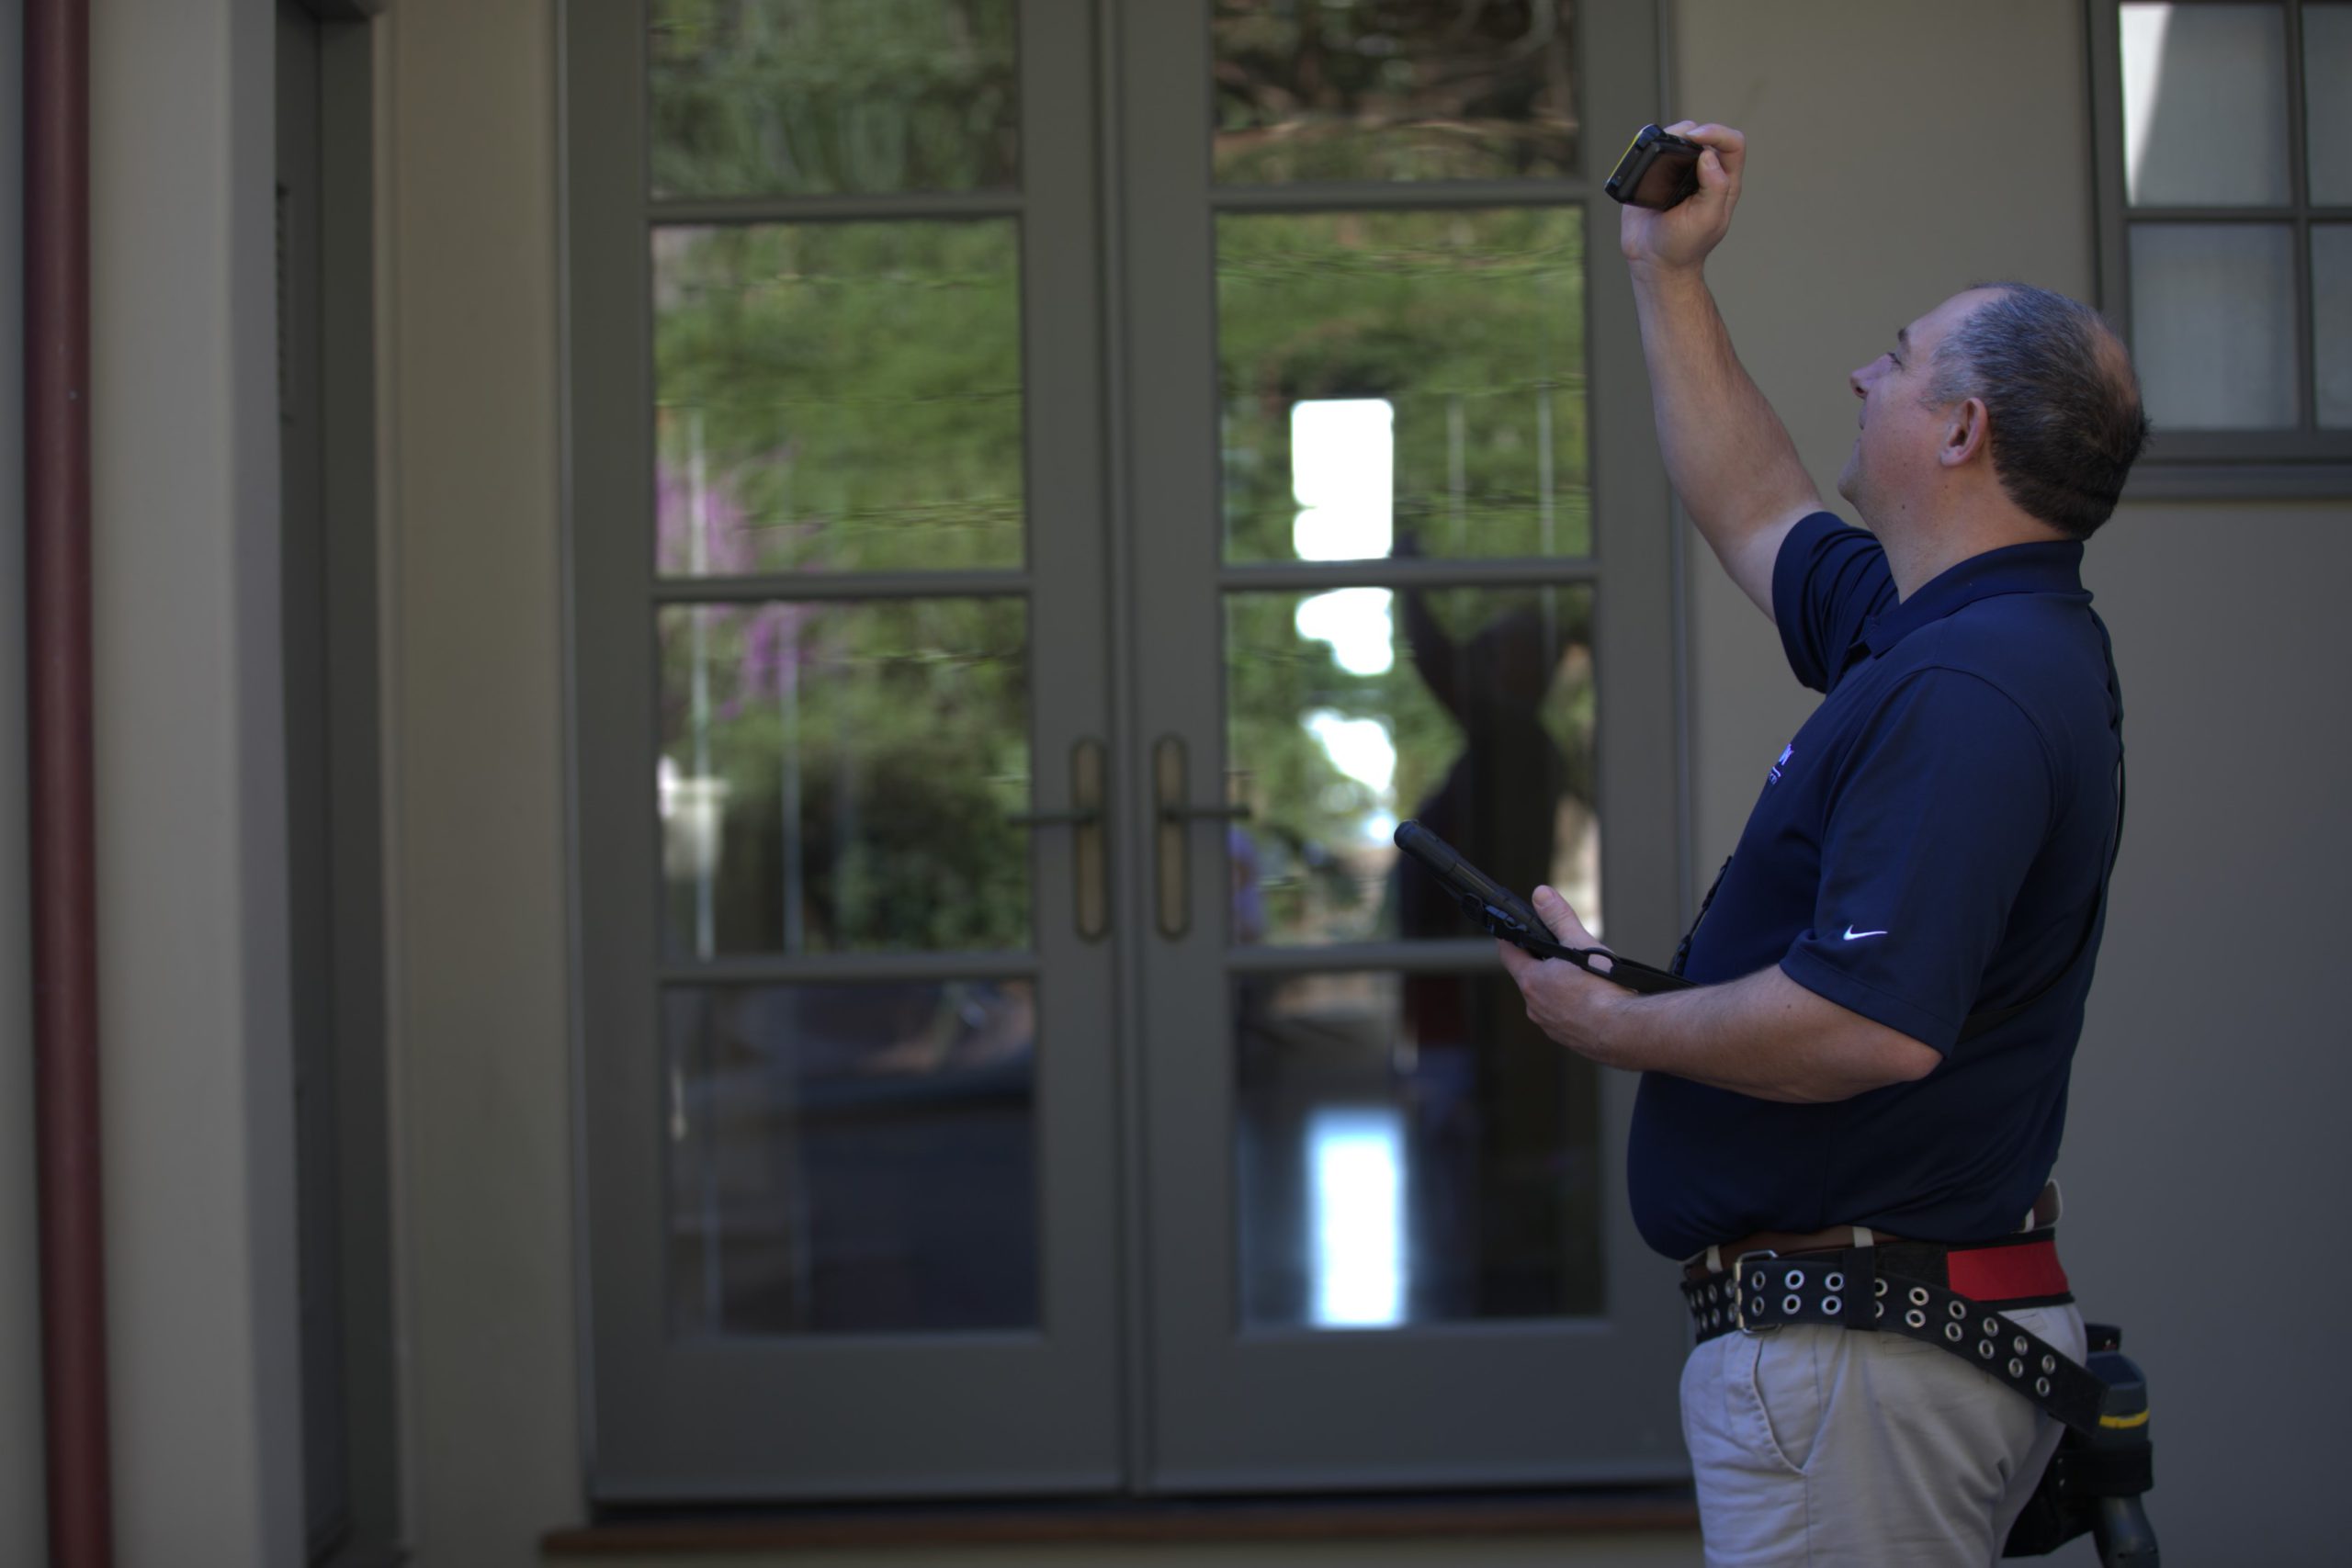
[1494, 886, 1634, 1068]
[1392, 820, 1690, 996]
[1611, 120, 1744, 276]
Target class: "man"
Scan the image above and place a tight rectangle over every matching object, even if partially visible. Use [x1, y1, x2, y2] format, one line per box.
[1498, 122, 2146, 1565]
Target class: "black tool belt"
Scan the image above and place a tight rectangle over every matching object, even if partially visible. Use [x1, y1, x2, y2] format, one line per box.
[1681, 1243, 2109, 1434]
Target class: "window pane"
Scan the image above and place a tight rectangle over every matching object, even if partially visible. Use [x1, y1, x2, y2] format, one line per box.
[1225, 585, 1598, 947]
[1234, 970, 1603, 1327]
[650, 0, 1019, 197]
[1218, 209, 1589, 563]
[2308, 6, 2352, 206]
[2129, 223, 2297, 428]
[1212, 1, 1579, 184]
[2120, 4, 2290, 207]
[666, 980, 1038, 1336]
[655, 221, 1025, 575]
[2317, 226, 2352, 428]
[658, 598, 1031, 957]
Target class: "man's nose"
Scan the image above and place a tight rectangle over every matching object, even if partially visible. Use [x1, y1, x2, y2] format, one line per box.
[1849, 364, 1871, 399]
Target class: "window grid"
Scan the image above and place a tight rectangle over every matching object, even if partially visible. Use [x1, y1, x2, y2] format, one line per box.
[2093, 0, 2352, 490]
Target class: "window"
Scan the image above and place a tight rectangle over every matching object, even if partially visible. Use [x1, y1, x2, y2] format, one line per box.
[2093, 1, 2352, 491]
[566, 0, 1684, 1501]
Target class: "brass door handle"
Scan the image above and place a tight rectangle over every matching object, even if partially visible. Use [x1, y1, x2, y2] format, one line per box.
[1153, 736, 1248, 939]
[1016, 740, 1108, 941]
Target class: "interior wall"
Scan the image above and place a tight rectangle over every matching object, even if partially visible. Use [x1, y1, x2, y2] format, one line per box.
[89, 0, 307, 1561]
[0, 0, 48, 1559]
[1673, 3, 2348, 1562]
[379, 0, 582, 1561]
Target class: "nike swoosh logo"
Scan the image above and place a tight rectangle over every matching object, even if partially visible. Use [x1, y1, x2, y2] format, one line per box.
[1843, 927, 1889, 941]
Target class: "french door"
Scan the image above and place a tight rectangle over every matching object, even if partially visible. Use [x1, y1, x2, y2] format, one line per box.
[566, 0, 1685, 1501]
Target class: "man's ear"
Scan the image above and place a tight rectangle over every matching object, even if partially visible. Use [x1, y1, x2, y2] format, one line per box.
[1940, 397, 1991, 468]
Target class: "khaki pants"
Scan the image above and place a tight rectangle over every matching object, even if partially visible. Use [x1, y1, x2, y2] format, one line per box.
[1680, 1302, 2086, 1566]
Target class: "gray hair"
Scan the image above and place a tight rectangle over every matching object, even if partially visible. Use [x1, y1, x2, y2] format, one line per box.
[1925, 284, 2150, 540]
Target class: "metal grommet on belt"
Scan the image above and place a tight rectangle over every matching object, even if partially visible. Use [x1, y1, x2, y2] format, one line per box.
[1906, 1308, 1927, 1329]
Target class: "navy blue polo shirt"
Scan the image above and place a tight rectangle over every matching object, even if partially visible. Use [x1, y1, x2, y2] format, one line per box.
[1628, 512, 2121, 1261]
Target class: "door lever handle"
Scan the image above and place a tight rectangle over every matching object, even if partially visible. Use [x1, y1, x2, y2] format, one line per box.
[1153, 736, 1249, 939]
[1015, 740, 1108, 941]
[1007, 807, 1103, 828]
[1157, 803, 1250, 825]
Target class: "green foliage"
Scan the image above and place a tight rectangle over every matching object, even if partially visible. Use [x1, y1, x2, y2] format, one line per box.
[647, 34, 1603, 960]
[650, 0, 1018, 197]
[1227, 586, 1594, 943]
[1211, 1, 1580, 184]
[1218, 209, 1590, 562]
[662, 598, 1033, 954]
[657, 221, 1024, 573]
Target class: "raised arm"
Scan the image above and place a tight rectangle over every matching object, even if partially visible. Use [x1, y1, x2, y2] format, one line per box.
[1621, 123, 1823, 618]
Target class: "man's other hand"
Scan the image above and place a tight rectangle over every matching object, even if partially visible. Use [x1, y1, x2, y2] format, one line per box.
[1620, 121, 1745, 276]
[1496, 886, 1631, 1067]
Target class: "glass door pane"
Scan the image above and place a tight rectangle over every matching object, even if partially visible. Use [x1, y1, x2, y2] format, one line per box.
[650, 0, 1021, 197]
[1212, 0, 1581, 183]
[1227, 583, 1605, 1331]
[1122, 0, 1687, 1489]
[570, 0, 1122, 1498]
[1217, 209, 1591, 562]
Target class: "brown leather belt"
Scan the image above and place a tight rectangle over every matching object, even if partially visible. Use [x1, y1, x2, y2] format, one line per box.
[1682, 1181, 2063, 1284]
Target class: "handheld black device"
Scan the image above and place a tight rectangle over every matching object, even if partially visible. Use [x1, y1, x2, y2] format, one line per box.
[1605, 123, 1704, 209]
[1392, 820, 1692, 996]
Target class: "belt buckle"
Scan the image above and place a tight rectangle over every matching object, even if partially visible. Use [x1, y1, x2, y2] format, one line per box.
[1733, 1249, 1780, 1337]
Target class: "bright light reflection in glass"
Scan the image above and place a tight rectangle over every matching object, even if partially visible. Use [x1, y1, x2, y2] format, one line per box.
[1294, 587, 1394, 676]
[1290, 399, 1394, 561]
[1309, 1106, 1408, 1329]
[2120, 5, 2172, 202]
[1305, 709, 1396, 797]
[1305, 710, 1397, 842]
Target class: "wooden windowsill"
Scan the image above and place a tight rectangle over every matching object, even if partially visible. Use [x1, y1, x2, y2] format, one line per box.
[544, 1486, 1700, 1556]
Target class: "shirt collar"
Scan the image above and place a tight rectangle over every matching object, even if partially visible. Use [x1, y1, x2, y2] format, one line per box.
[1860, 538, 2089, 659]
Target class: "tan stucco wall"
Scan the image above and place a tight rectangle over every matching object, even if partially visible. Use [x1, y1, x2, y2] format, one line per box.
[87, 0, 308, 1562]
[379, 0, 583, 1561]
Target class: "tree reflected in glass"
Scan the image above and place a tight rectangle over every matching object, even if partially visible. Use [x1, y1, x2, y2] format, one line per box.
[651, 0, 1019, 197]
[1215, 0, 1579, 184]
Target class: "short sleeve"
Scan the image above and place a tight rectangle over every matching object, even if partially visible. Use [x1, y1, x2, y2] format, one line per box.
[1779, 670, 2054, 1052]
[1773, 512, 1897, 694]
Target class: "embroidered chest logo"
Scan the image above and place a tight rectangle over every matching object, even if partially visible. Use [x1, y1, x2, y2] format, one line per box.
[1768, 743, 1794, 785]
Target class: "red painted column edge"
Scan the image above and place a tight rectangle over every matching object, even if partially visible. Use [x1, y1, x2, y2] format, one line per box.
[24, 0, 115, 1563]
